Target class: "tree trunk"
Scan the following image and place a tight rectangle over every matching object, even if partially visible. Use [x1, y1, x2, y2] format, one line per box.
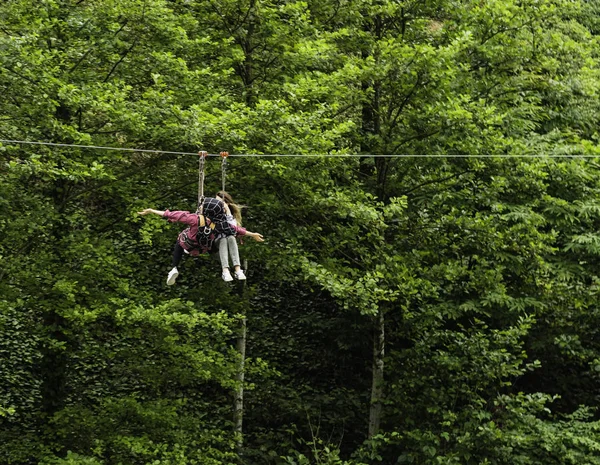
[242, 0, 256, 106]
[234, 260, 248, 456]
[40, 175, 73, 417]
[362, 13, 386, 440]
[368, 309, 385, 438]
[234, 311, 246, 451]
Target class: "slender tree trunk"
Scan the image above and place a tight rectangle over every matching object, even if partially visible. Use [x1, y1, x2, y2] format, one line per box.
[361, 13, 386, 439]
[234, 311, 247, 451]
[41, 150, 73, 417]
[359, 14, 383, 182]
[375, 157, 390, 201]
[242, 0, 256, 106]
[234, 260, 248, 456]
[368, 309, 385, 438]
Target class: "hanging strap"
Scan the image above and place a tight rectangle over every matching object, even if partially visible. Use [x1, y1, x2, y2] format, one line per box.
[220, 151, 229, 192]
[197, 151, 208, 213]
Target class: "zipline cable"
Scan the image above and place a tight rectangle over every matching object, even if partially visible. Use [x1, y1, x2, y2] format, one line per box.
[1, 139, 599, 158]
[0, 139, 198, 156]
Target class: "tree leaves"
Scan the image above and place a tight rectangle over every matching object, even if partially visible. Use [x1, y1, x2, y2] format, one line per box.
[2, 0, 600, 464]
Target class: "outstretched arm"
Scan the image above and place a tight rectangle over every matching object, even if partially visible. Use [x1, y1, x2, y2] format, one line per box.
[231, 223, 264, 242]
[141, 208, 205, 227]
[232, 224, 263, 241]
[138, 208, 165, 216]
[245, 231, 264, 242]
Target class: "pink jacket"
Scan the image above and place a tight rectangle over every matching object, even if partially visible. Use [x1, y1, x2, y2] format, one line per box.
[163, 210, 247, 255]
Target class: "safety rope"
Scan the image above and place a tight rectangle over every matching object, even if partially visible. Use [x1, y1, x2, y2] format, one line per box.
[197, 151, 208, 214]
[220, 151, 229, 192]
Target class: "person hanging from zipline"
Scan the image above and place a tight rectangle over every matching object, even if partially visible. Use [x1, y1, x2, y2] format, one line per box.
[214, 190, 264, 281]
[138, 150, 263, 284]
[137, 195, 263, 285]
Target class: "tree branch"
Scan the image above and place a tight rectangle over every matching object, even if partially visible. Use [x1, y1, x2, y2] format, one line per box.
[401, 169, 473, 196]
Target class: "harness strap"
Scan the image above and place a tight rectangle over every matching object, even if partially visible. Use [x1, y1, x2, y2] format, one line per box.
[181, 217, 216, 250]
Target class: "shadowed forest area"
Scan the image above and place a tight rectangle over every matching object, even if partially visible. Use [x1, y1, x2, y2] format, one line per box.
[1, 0, 600, 464]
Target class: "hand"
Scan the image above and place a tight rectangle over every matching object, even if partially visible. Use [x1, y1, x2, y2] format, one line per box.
[251, 232, 264, 242]
[138, 208, 165, 216]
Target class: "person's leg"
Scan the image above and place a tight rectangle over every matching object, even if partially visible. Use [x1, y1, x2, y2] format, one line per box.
[167, 241, 184, 285]
[171, 241, 185, 268]
[227, 235, 241, 269]
[216, 238, 230, 269]
[216, 238, 233, 281]
[227, 236, 246, 280]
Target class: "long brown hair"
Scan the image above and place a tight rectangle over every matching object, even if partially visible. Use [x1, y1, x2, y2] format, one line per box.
[216, 190, 243, 225]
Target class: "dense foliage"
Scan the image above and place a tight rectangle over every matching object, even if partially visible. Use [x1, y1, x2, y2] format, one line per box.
[2, 0, 600, 464]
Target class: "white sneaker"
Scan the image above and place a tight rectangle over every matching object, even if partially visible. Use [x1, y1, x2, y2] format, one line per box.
[235, 269, 246, 280]
[167, 267, 179, 285]
[222, 269, 233, 282]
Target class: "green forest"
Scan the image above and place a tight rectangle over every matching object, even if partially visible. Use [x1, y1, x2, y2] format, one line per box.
[2, 0, 600, 463]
